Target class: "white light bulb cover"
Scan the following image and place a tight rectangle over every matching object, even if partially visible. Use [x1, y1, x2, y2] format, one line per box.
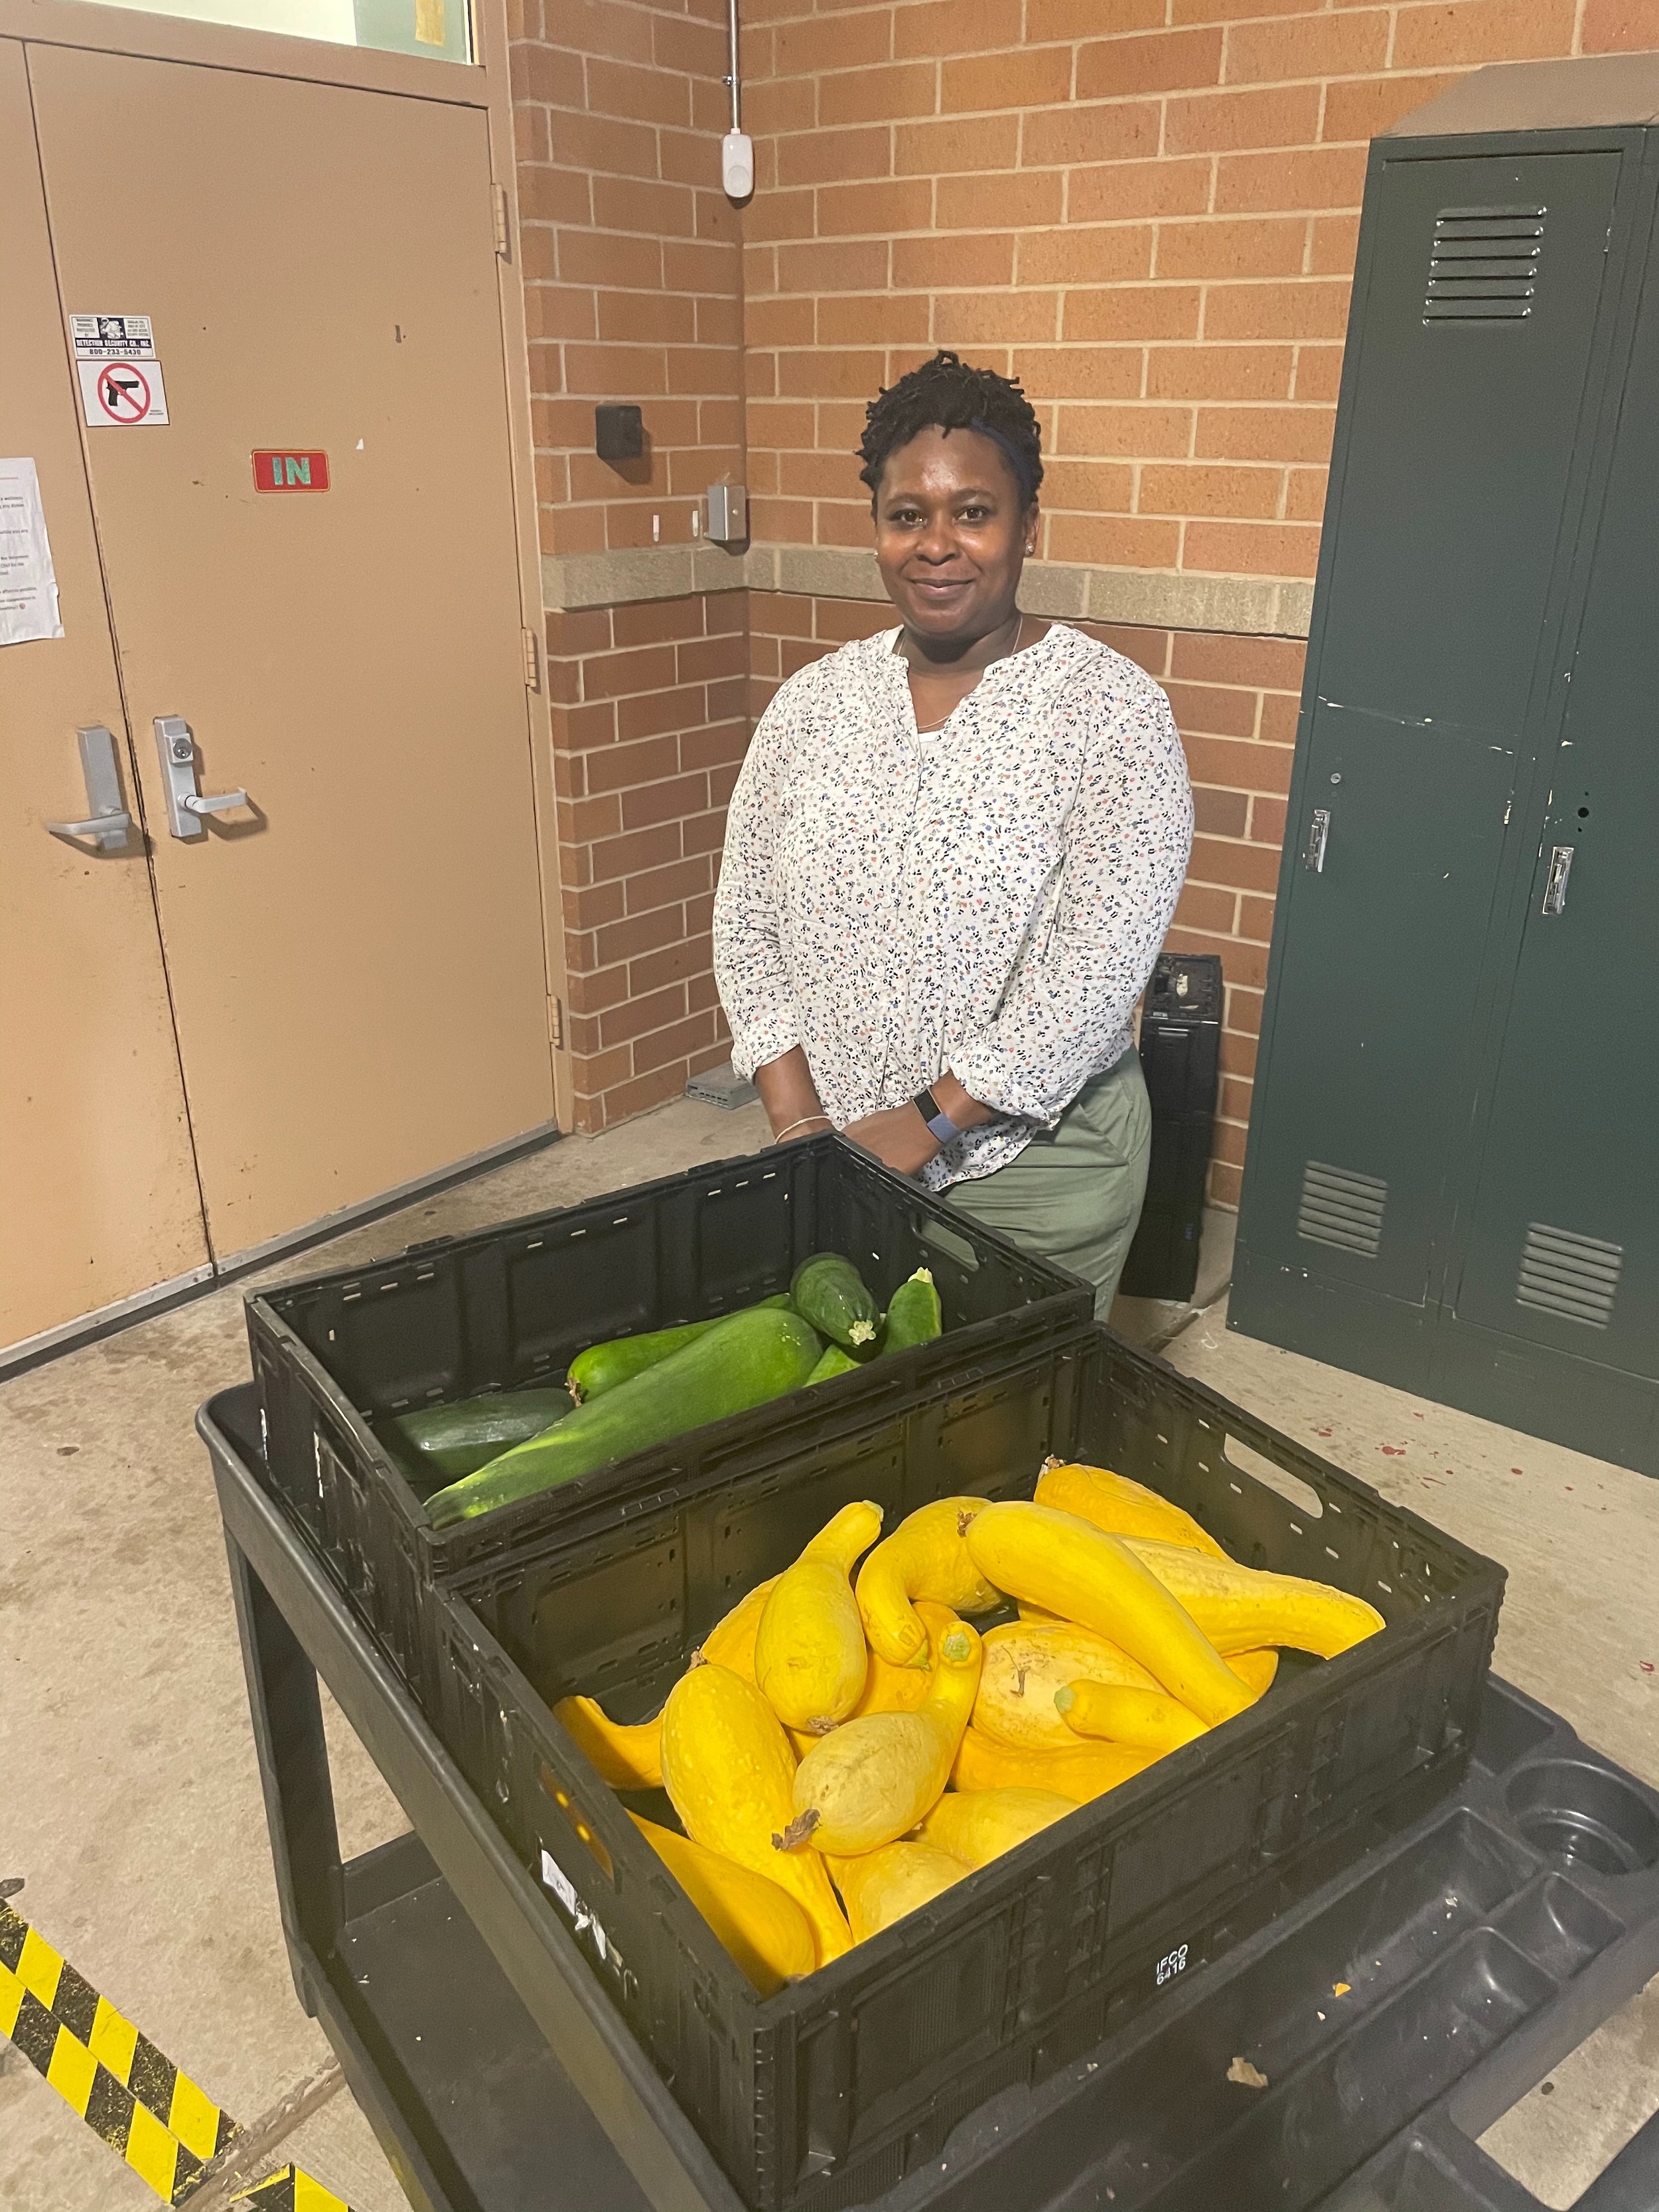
[722, 129, 754, 200]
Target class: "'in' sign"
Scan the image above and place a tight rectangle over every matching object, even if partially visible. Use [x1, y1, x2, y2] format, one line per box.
[252, 449, 330, 492]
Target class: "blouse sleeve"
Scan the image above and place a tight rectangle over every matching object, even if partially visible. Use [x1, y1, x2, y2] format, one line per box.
[711, 693, 803, 1082]
[946, 674, 1193, 1124]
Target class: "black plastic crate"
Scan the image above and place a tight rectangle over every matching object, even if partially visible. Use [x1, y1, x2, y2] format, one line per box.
[246, 1133, 1092, 1701]
[426, 1323, 1506, 2212]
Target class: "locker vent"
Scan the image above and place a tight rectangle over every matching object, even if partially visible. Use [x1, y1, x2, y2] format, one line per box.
[1516, 1222, 1623, 1329]
[1424, 206, 1546, 324]
[1297, 1162, 1387, 1259]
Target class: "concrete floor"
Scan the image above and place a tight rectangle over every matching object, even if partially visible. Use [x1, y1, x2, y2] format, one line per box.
[1, 1100, 1655, 2211]
[0, 1096, 772, 2212]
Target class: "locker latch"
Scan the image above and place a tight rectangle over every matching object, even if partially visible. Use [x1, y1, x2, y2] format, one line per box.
[1541, 844, 1574, 916]
[1303, 808, 1331, 873]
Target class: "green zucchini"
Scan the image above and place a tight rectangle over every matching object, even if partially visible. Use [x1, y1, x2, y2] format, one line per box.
[806, 1343, 862, 1386]
[425, 1306, 823, 1526]
[881, 1268, 942, 1354]
[569, 1293, 790, 1403]
[388, 1386, 575, 1483]
[791, 1254, 879, 1350]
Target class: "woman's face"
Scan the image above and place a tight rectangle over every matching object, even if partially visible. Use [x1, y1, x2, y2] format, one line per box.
[873, 425, 1038, 647]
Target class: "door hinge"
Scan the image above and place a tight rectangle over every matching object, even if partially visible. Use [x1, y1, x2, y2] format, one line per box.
[549, 996, 565, 1049]
[522, 627, 540, 691]
[492, 183, 511, 259]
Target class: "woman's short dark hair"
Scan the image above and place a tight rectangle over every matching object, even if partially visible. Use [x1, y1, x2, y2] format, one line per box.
[857, 350, 1043, 511]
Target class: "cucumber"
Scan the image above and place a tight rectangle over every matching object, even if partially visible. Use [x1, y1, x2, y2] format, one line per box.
[791, 1253, 879, 1350]
[425, 1306, 823, 1526]
[569, 1293, 790, 1403]
[881, 1268, 942, 1354]
[388, 1386, 574, 1483]
[806, 1343, 862, 1386]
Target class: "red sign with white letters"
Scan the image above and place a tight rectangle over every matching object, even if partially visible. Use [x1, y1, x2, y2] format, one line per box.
[252, 450, 329, 492]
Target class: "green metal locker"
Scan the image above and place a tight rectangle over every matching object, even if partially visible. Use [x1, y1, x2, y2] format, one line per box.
[1232, 57, 1659, 1476]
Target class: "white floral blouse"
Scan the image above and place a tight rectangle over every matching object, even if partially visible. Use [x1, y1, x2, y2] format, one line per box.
[712, 622, 1193, 1192]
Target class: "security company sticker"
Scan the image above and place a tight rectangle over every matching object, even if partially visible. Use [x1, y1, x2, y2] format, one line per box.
[69, 314, 155, 361]
[78, 358, 169, 427]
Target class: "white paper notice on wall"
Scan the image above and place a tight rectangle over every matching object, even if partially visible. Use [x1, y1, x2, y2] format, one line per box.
[78, 357, 169, 427]
[69, 313, 156, 361]
[0, 459, 64, 646]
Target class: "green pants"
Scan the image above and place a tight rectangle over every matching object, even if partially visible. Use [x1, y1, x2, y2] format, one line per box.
[941, 1051, 1152, 1317]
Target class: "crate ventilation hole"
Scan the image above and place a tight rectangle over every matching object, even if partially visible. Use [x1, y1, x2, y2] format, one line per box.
[1515, 1222, 1622, 1329]
[1424, 205, 1546, 324]
[1297, 1161, 1386, 1258]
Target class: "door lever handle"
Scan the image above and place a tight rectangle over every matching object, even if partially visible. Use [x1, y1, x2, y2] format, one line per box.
[1303, 807, 1331, 873]
[45, 725, 133, 853]
[154, 715, 250, 839]
[1541, 844, 1573, 916]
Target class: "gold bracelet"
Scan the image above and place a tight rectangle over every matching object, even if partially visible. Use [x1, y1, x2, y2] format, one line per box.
[774, 1112, 831, 1143]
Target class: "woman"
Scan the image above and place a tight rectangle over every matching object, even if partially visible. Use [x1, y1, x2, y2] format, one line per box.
[712, 352, 1192, 1315]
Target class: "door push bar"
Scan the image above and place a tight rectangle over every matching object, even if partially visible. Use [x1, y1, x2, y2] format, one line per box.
[45, 725, 133, 853]
[154, 715, 248, 840]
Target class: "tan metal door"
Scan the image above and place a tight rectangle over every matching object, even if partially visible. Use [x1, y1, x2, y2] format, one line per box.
[0, 37, 210, 1356]
[29, 43, 555, 1265]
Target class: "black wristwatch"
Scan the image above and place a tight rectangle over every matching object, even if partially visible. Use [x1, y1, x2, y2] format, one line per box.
[912, 1087, 959, 1145]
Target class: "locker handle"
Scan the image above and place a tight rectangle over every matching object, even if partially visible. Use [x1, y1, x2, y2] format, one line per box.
[45, 725, 133, 853]
[1303, 807, 1331, 873]
[1541, 844, 1574, 916]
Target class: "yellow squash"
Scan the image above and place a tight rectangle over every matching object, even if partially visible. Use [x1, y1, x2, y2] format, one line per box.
[699, 1574, 779, 1680]
[659, 1662, 849, 1965]
[855, 1496, 1001, 1666]
[1123, 1538, 1386, 1659]
[1001, 1613, 1279, 1708]
[918, 1787, 1074, 1869]
[1055, 1682, 1208, 1754]
[977, 1620, 1166, 1750]
[1228, 1648, 1280, 1696]
[1034, 1460, 1232, 1562]
[846, 1600, 960, 1719]
[827, 1843, 970, 1943]
[952, 1724, 1159, 1804]
[554, 1695, 662, 1790]
[786, 1623, 981, 1854]
[756, 1501, 882, 1732]
[630, 1814, 814, 1994]
[701, 1578, 816, 1749]
[966, 1503, 1254, 1727]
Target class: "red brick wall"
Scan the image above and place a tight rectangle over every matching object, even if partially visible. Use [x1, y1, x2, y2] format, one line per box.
[547, 593, 749, 1128]
[739, 0, 1657, 575]
[509, 0, 745, 559]
[510, 0, 1646, 1160]
[750, 593, 1305, 1203]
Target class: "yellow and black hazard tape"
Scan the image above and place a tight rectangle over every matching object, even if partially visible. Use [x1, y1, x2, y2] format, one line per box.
[0, 1895, 350, 2211]
[226, 2167, 351, 2210]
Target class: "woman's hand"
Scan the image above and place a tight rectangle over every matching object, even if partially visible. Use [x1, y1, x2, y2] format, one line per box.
[841, 1106, 938, 1177]
[846, 1073, 996, 1177]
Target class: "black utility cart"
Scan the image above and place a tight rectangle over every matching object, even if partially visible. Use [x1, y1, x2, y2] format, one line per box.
[204, 1374, 1659, 2212]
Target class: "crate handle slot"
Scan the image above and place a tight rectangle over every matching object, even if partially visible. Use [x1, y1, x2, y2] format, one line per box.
[918, 1220, 981, 1272]
[1223, 1434, 1325, 1520]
